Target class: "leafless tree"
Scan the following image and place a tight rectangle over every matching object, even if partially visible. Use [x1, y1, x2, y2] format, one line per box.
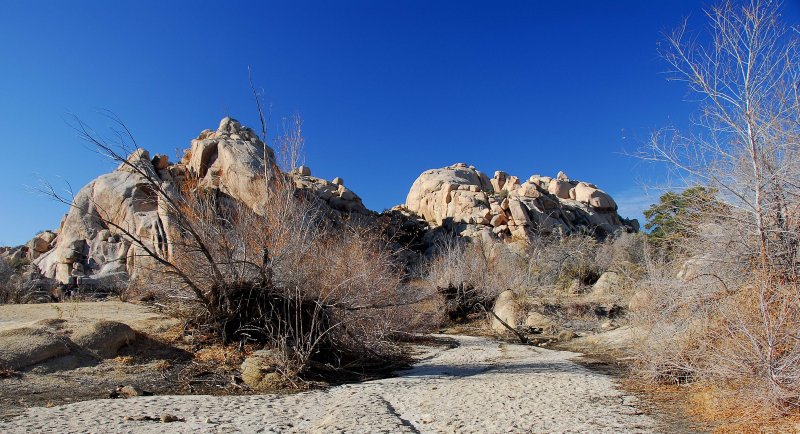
[642, 0, 800, 273]
[634, 0, 800, 414]
[276, 113, 305, 173]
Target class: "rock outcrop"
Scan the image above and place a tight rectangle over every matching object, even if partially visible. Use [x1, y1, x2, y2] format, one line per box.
[405, 163, 493, 226]
[70, 320, 136, 359]
[0, 327, 71, 370]
[405, 163, 638, 243]
[34, 148, 168, 285]
[240, 349, 285, 390]
[30, 117, 370, 287]
[11, 120, 637, 294]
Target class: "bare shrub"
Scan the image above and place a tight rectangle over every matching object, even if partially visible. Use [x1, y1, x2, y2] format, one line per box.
[0, 256, 40, 304]
[424, 235, 508, 322]
[595, 232, 647, 273]
[632, 249, 800, 413]
[0, 257, 20, 304]
[276, 114, 305, 173]
[629, 256, 714, 384]
[162, 180, 416, 373]
[45, 113, 419, 378]
[422, 230, 647, 328]
[523, 233, 602, 294]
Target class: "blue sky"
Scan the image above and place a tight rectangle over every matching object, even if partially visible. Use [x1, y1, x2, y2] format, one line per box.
[2, 1, 799, 245]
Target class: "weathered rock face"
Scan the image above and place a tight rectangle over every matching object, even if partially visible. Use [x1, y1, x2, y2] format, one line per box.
[26, 231, 56, 260]
[34, 148, 166, 285]
[0, 319, 137, 371]
[405, 163, 493, 225]
[405, 164, 638, 243]
[70, 320, 136, 359]
[0, 327, 71, 370]
[181, 117, 277, 214]
[591, 271, 623, 297]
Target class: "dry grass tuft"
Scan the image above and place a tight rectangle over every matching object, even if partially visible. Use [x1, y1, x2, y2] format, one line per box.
[153, 360, 172, 372]
[112, 356, 134, 366]
[194, 346, 243, 365]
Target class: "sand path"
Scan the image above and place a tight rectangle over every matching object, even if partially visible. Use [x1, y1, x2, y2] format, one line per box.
[0, 335, 656, 433]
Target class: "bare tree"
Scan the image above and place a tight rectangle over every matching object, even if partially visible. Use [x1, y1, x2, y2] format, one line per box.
[634, 0, 800, 414]
[642, 0, 800, 273]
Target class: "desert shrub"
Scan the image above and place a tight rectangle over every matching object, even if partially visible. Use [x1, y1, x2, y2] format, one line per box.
[0, 257, 11, 282]
[595, 232, 647, 272]
[0, 258, 17, 303]
[631, 248, 800, 413]
[0, 257, 32, 304]
[422, 229, 648, 324]
[6, 256, 30, 272]
[524, 234, 602, 293]
[711, 274, 800, 411]
[629, 257, 711, 384]
[131, 175, 422, 374]
[423, 235, 509, 321]
[593, 231, 649, 296]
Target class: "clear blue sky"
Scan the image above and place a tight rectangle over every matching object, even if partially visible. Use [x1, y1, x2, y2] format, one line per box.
[2, 1, 799, 245]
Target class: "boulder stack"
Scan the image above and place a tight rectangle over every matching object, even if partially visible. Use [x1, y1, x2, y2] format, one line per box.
[405, 164, 638, 243]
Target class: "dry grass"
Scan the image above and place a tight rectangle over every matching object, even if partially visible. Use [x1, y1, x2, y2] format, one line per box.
[626, 380, 800, 433]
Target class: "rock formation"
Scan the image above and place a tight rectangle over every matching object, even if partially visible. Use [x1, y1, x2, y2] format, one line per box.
[404, 163, 638, 244]
[27, 117, 369, 288]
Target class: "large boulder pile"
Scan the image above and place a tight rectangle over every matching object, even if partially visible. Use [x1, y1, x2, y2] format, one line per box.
[405, 164, 638, 243]
[10, 121, 637, 295]
[405, 163, 493, 225]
